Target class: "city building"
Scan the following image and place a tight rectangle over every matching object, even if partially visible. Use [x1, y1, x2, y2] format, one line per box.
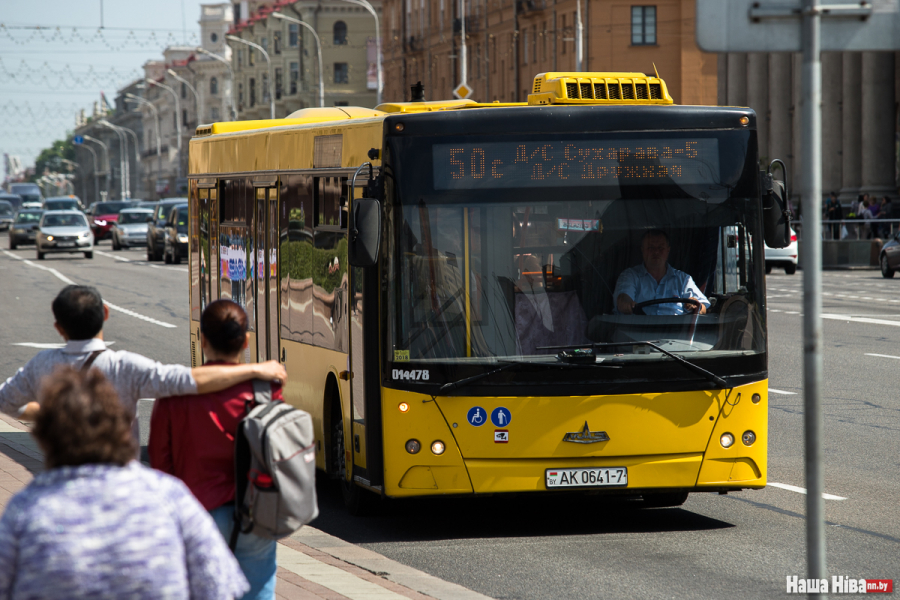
[381, 0, 717, 105]
[717, 51, 900, 207]
[229, 0, 380, 118]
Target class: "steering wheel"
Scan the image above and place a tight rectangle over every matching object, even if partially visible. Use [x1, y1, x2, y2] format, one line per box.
[632, 297, 701, 316]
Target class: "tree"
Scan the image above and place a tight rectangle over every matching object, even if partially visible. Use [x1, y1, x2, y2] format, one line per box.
[29, 138, 76, 183]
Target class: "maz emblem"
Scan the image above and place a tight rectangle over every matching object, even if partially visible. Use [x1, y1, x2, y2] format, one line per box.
[563, 422, 610, 444]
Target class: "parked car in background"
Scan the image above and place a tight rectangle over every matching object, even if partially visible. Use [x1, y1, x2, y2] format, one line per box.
[8, 183, 42, 207]
[111, 208, 153, 250]
[146, 198, 188, 261]
[0, 201, 14, 230]
[36, 210, 94, 260]
[765, 227, 799, 275]
[44, 196, 85, 212]
[163, 204, 189, 264]
[88, 200, 134, 240]
[879, 231, 900, 278]
[0, 192, 22, 211]
[7, 209, 44, 248]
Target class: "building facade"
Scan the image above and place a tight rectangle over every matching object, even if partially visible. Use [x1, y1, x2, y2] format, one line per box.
[230, 0, 380, 118]
[718, 51, 900, 207]
[382, 0, 717, 104]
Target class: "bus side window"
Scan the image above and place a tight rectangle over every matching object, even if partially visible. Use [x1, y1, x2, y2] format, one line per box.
[279, 175, 314, 345]
[312, 176, 348, 352]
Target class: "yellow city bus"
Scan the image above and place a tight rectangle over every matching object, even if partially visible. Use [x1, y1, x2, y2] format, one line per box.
[187, 72, 790, 512]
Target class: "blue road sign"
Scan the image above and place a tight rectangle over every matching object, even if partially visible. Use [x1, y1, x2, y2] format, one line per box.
[73, 136, 84, 145]
[466, 406, 487, 427]
[491, 407, 512, 427]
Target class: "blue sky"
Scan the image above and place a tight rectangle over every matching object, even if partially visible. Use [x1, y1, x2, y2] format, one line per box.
[1, 0, 212, 172]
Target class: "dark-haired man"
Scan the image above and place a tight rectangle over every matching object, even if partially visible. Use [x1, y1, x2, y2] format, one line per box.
[614, 229, 709, 316]
[0, 285, 287, 444]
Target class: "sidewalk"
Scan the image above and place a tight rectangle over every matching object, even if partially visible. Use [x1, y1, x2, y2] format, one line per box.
[0, 413, 490, 600]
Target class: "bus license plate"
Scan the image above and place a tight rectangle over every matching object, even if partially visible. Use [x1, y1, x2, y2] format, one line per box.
[546, 467, 627, 488]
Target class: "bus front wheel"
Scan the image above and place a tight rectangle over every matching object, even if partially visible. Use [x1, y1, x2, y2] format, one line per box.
[332, 417, 377, 516]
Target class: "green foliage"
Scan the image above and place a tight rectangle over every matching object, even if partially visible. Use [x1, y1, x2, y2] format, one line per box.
[280, 237, 348, 293]
[30, 138, 76, 183]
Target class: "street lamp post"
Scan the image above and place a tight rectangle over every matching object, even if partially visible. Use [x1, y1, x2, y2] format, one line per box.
[145, 78, 183, 180]
[126, 93, 162, 192]
[226, 35, 275, 119]
[195, 46, 237, 120]
[75, 142, 100, 204]
[271, 12, 324, 108]
[117, 124, 142, 198]
[338, 0, 382, 105]
[82, 134, 110, 199]
[99, 120, 129, 199]
[168, 68, 203, 125]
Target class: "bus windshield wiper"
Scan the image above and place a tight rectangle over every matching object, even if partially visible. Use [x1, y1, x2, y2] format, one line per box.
[539, 341, 728, 389]
[438, 357, 623, 394]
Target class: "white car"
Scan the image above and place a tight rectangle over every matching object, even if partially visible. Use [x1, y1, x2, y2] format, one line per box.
[36, 210, 94, 260]
[111, 208, 153, 250]
[765, 227, 798, 274]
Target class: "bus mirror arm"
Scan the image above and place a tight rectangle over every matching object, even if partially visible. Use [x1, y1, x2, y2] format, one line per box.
[761, 164, 792, 249]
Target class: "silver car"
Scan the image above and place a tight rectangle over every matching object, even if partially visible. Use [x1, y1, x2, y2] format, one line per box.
[36, 210, 94, 260]
[764, 227, 798, 274]
[111, 208, 153, 250]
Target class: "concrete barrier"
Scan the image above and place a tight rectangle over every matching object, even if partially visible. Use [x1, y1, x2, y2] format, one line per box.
[798, 239, 883, 268]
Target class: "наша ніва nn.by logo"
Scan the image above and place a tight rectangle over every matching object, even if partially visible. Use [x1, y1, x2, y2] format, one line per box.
[787, 576, 893, 594]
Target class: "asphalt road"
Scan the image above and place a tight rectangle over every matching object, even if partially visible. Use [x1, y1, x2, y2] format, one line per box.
[1, 234, 897, 599]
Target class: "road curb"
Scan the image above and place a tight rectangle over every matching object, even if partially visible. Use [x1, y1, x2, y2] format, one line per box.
[289, 525, 495, 600]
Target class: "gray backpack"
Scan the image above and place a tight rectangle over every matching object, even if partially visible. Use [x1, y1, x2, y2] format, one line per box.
[229, 380, 318, 549]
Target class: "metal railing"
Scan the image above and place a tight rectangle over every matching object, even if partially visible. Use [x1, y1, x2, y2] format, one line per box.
[794, 218, 900, 241]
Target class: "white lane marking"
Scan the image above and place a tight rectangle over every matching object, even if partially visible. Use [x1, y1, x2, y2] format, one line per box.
[861, 296, 873, 300]
[822, 314, 900, 327]
[768, 482, 847, 501]
[1, 248, 176, 329]
[785, 311, 799, 315]
[769, 388, 798, 395]
[865, 353, 900, 360]
[94, 250, 132, 262]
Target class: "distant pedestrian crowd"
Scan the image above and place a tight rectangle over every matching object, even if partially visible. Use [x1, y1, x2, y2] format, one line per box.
[0, 285, 303, 600]
[820, 191, 895, 240]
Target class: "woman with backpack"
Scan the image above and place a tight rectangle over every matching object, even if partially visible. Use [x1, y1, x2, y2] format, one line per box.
[149, 300, 282, 600]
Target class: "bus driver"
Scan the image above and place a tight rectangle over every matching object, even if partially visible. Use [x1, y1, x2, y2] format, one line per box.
[613, 229, 709, 316]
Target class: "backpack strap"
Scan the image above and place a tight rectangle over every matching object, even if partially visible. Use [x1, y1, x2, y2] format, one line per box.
[80, 349, 105, 373]
[251, 378, 273, 404]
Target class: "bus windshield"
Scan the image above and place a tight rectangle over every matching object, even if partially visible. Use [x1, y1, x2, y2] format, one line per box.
[386, 129, 765, 387]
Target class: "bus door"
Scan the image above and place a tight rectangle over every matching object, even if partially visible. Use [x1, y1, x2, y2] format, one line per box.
[252, 184, 280, 362]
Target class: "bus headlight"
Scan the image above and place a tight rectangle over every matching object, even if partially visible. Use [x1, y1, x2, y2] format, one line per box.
[398, 402, 409, 413]
[742, 431, 756, 446]
[720, 433, 735, 448]
[405, 439, 421, 454]
[431, 440, 445, 455]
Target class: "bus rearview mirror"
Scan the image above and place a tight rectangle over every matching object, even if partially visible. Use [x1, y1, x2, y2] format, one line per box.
[762, 174, 791, 248]
[348, 198, 382, 267]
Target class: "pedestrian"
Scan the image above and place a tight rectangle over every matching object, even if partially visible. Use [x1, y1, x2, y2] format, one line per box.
[0, 285, 287, 449]
[825, 191, 842, 239]
[149, 299, 280, 600]
[0, 366, 250, 600]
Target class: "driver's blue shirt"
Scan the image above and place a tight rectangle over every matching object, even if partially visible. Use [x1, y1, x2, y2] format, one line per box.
[613, 264, 710, 315]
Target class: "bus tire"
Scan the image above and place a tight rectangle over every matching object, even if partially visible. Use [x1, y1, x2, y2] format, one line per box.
[641, 492, 689, 508]
[332, 409, 377, 516]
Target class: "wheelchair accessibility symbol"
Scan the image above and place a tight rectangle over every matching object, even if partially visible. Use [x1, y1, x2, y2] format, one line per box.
[467, 407, 487, 426]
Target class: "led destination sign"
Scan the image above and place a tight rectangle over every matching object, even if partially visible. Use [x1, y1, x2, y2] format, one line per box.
[433, 138, 720, 190]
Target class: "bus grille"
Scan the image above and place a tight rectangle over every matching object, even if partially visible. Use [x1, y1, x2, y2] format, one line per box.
[565, 82, 578, 99]
[608, 83, 622, 99]
[622, 84, 635, 100]
[533, 80, 542, 93]
[579, 83, 592, 99]
[593, 83, 608, 99]
[650, 83, 663, 99]
[635, 84, 649, 99]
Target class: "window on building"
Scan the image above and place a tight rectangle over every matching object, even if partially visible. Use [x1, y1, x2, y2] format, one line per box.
[290, 61, 299, 94]
[334, 62, 349, 84]
[210, 106, 220, 121]
[250, 78, 256, 107]
[182, 109, 188, 126]
[237, 49, 243, 68]
[522, 29, 528, 65]
[261, 37, 268, 53]
[542, 22, 547, 60]
[289, 24, 299, 47]
[631, 6, 657, 45]
[238, 82, 244, 108]
[275, 68, 283, 100]
[210, 77, 218, 95]
[211, 32, 218, 43]
[532, 25, 537, 63]
[262, 72, 270, 102]
[561, 15, 566, 54]
[249, 48, 255, 66]
[334, 21, 348, 45]
[274, 31, 282, 54]
[181, 82, 187, 99]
